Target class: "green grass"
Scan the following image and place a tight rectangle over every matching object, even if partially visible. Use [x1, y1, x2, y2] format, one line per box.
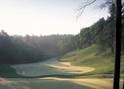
[0, 78, 91, 89]
[29, 79, 91, 89]
[60, 45, 124, 74]
[0, 45, 123, 78]
[0, 45, 123, 89]
[0, 65, 21, 77]
[0, 64, 91, 89]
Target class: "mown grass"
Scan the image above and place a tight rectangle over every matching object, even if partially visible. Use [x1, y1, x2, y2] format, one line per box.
[0, 45, 123, 89]
[60, 45, 124, 75]
[0, 78, 91, 89]
[0, 45, 123, 79]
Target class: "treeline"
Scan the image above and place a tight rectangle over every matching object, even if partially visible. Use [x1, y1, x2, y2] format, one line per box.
[0, 16, 124, 64]
[0, 17, 123, 64]
[73, 3, 124, 54]
[0, 31, 77, 64]
[0, 2, 124, 64]
[77, 17, 116, 53]
[74, 17, 124, 54]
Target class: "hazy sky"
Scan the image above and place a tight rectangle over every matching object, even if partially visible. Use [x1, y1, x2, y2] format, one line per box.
[0, 0, 109, 36]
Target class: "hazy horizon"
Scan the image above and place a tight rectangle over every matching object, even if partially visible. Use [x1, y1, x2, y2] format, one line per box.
[0, 0, 109, 36]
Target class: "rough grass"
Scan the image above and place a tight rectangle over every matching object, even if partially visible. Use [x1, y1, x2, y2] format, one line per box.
[0, 65, 21, 78]
[60, 45, 124, 74]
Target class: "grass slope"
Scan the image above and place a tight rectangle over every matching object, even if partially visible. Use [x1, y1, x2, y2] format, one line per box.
[60, 45, 124, 74]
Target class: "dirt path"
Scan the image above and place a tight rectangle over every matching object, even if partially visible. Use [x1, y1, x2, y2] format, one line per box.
[23, 81, 30, 89]
[0, 78, 30, 89]
[0, 78, 11, 85]
[0, 78, 17, 89]
[48, 62, 95, 74]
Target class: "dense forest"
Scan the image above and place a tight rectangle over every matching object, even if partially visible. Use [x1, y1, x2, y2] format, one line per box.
[0, 32, 76, 64]
[0, 2, 124, 64]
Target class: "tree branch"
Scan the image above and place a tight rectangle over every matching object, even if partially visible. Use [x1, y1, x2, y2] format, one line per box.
[77, 0, 97, 18]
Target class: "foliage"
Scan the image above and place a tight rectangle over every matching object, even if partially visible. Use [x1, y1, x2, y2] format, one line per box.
[0, 0, 124, 66]
[0, 31, 77, 64]
[0, 15, 123, 64]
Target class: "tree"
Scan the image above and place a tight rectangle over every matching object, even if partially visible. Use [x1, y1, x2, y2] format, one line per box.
[78, 0, 122, 89]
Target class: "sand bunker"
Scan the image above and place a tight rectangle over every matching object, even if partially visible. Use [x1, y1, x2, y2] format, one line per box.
[48, 62, 95, 74]
[41, 62, 113, 89]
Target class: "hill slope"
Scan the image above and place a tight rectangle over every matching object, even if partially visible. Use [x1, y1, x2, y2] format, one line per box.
[59, 45, 124, 74]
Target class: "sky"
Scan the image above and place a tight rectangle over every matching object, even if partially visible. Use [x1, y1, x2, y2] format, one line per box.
[0, 0, 109, 36]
